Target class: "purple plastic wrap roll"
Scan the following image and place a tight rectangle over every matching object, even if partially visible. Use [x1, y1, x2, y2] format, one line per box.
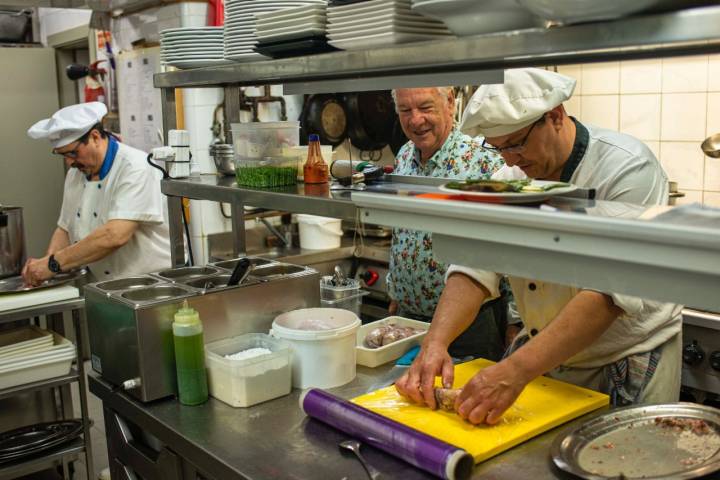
[300, 388, 473, 480]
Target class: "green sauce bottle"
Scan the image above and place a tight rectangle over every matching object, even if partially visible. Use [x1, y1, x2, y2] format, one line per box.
[172, 301, 208, 406]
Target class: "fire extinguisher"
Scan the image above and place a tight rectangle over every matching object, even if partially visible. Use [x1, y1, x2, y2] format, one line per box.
[83, 60, 107, 103]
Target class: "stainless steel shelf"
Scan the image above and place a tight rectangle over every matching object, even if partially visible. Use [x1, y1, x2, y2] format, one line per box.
[154, 6, 720, 90]
[162, 175, 357, 220]
[0, 297, 84, 324]
[0, 438, 83, 480]
[0, 369, 79, 401]
[353, 192, 720, 312]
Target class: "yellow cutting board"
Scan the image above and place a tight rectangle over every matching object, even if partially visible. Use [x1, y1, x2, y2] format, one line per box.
[352, 358, 608, 463]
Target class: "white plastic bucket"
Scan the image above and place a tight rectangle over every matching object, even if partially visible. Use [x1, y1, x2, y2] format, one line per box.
[297, 214, 343, 250]
[270, 308, 360, 389]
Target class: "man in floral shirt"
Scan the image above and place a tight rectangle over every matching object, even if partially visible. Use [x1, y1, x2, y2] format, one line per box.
[388, 87, 509, 360]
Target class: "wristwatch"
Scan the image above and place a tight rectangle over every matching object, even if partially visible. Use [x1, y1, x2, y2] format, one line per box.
[48, 254, 62, 274]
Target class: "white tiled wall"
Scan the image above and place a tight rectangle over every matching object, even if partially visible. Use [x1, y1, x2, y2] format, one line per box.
[557, 54, 720, 206]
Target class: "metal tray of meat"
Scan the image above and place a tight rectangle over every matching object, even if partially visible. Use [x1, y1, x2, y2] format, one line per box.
[0, 269, 86, 295]
[551, 402, 720, 479]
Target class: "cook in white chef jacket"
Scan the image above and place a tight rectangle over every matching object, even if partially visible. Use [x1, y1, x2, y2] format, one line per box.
[395, 68, 682, 424]
[22, 102, 171, 285]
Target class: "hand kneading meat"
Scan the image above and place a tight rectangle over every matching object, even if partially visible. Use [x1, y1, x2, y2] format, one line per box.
[434, 388, 461, 412]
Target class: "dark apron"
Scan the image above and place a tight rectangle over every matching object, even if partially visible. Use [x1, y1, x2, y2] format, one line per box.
[398, 295, 508, 361]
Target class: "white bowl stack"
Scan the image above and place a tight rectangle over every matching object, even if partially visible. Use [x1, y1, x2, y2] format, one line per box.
[224, 0, 327, 62]
[160, 26, 229, 69]
[327, 0, 452, 51]
[0, 328, 76, 390]
[255, 3, 328, 44]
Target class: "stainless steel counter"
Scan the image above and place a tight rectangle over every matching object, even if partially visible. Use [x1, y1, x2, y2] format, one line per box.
[89, 365, 599, 480]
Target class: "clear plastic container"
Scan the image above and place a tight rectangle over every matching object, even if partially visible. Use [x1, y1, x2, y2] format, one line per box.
[320, 276, 369, 317]
[231, 121, 300, 161]
[235, 156, 298, 187]
[205, 333, 292, 407]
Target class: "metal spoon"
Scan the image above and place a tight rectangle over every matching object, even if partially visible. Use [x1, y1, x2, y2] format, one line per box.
[339, 440, 381, 480]
[334, 265, 347, 286]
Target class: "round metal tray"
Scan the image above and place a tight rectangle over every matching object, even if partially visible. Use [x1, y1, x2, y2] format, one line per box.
[551, 402, 720, 479]
[0, 269, 86, 295]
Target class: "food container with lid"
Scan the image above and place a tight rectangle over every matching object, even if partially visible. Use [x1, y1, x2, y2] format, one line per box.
[271, 308, 360, 389]
[231, 121, 300, 187]
[205, 333, 292, 407]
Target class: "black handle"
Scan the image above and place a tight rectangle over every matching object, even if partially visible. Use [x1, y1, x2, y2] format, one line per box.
[227, 258, 252, 286]
[0, 212, 6, 228]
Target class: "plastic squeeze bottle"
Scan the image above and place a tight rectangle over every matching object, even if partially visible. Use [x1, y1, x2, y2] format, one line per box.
[303, 134, 329, 184]
[172, 301, 208, 405]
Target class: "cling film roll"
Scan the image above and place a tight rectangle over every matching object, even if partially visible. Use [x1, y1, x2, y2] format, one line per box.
[300, 388, 473, 480]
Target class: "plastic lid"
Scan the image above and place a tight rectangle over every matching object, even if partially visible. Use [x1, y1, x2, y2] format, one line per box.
[308, 134, 320, 142]
[174, 300, 200, 325]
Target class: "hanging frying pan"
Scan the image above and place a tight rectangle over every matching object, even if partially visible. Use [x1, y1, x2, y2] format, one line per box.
[389, 117, 409, 156]
[342, 91, 397, 151]
[299, 94, 348, 146]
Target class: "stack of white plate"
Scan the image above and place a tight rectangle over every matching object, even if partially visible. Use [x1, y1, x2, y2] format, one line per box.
[255, 3, 328, 43]
[160, 26, 230, 69]
[0, 329, 76, 390]
[327, 0, 452, 51]
[224, 0, 327, 62]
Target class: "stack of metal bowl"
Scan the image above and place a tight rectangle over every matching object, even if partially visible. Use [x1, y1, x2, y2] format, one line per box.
[210, 143, 235, 175]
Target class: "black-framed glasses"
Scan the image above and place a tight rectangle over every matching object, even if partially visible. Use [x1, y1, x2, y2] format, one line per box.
[482, 116, 545, 154]
[52, 142, 82, 159]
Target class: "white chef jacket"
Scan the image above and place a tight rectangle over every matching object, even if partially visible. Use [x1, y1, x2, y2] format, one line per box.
[447, 121, 683, 368]
[57, 141, 171, 281]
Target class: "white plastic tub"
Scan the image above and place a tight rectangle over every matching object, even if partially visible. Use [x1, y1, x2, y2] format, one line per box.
[356, 316, 429, 368]
[205, 333, 292, 408]
[271, 308, 360, 389]
[297, 214, 343, 250]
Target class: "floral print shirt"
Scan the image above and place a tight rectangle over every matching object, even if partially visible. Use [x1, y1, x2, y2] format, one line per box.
[387, 127, 505, 317]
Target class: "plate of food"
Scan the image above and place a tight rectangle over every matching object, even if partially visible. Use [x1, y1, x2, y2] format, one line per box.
[438, 178, 577, 204]
[551, 402, 720, 479]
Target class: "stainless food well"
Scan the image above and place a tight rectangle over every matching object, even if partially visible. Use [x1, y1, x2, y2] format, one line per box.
[85, 262, 320, 402]
[182, 274, 260, 292]
[212, 256, 275, 270]
[94, 276, 160, 292]
[152, 266, 222, 282]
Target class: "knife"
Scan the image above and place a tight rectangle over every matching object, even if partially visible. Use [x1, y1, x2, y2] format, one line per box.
[366, 346, 420, 392]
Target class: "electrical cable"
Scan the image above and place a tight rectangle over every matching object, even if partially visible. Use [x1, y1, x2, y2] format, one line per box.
[147, 153, 194, 266]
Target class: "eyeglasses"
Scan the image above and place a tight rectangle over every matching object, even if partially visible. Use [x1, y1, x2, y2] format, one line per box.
[482, 116, 545, 155]
[52, 141, 82, 159]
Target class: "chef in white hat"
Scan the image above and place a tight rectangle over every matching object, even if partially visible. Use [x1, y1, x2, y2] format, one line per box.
[23, 102, 171, 285]
[396, 68, 682, 424]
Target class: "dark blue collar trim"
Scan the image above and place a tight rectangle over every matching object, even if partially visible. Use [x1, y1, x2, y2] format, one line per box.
[91, 136, 118, 181]
[560, 118, 589, 183]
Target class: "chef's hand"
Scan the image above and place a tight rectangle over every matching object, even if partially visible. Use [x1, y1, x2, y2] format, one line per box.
[454, 358, 531, 425]
[395, 341, 454, 409]
[388, 300, 398, 315]
[22, 256, 54, 287]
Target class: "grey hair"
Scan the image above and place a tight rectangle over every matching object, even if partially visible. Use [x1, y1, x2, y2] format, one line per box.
[390, 87, 453, 112]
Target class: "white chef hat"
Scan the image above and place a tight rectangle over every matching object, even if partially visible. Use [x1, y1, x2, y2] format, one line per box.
[460, 68, 576, 138]
[27, 102, 107, 148]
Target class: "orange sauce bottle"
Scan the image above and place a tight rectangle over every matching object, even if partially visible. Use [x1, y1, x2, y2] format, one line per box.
[303, 134, 329, 184]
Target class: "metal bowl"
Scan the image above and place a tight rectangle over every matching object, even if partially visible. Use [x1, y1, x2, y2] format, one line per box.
[701, 133, 720, 158]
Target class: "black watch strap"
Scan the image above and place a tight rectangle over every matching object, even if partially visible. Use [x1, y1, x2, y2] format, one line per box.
[48, 254, 62, 274]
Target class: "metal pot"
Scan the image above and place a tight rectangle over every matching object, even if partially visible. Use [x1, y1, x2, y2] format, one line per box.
[0, 206, 26, 279]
